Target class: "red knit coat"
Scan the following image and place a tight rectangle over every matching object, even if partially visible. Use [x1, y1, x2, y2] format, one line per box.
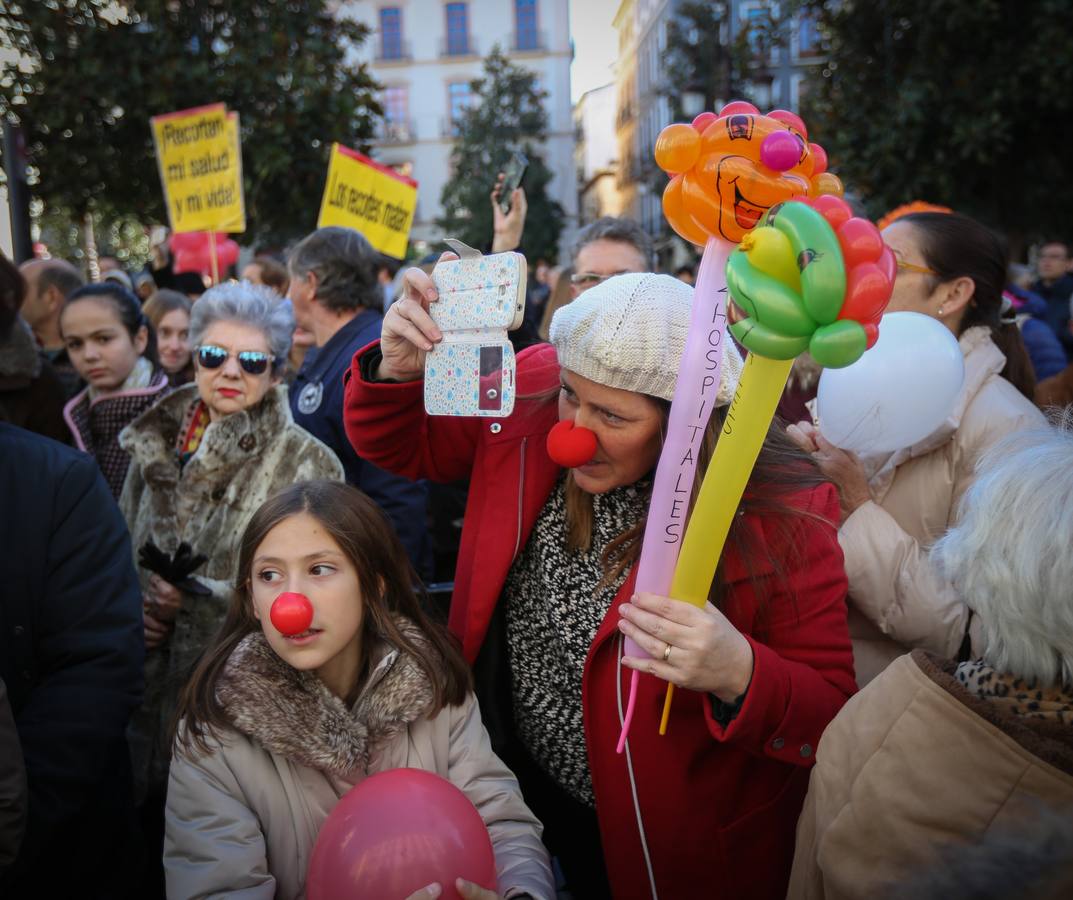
[344, 341, 856, 900]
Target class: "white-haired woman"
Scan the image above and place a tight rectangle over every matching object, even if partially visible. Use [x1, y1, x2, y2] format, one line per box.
[117, 283, 344, 879]
[787, 421, 1073, 900]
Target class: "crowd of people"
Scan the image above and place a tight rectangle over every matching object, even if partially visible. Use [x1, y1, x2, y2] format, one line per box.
[1, 177, 1072, 900]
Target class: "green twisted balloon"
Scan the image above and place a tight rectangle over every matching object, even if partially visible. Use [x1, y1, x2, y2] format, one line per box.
[726, 201, 868, 368]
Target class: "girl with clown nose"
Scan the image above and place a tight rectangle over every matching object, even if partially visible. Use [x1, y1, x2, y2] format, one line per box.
[345, 267, 856, 900]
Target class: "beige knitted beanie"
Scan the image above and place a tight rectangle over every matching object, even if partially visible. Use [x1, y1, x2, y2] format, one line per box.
[549, 273, 743, 405]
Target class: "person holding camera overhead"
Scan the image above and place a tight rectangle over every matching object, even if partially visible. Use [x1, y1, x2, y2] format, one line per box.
[344, 264, 856, 900]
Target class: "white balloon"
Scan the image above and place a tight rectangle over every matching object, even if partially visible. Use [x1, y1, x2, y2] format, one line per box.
[817, 311, 965, 455]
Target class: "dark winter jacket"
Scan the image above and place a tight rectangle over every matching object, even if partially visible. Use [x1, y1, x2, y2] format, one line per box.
[1030, 272, 1073, 357]
[0, 423, 144, 898]
[0, 319, 68, 443]
[1007, 286, 1068, 380]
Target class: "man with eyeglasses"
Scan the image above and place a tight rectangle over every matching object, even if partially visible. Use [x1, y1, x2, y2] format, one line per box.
[287, 226, 432, 578]
[1030, 240, 1073, 357]
[568, 217, 654, 297]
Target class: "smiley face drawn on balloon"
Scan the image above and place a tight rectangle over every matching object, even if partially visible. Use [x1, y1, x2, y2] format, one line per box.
[655, 102, 840, 246]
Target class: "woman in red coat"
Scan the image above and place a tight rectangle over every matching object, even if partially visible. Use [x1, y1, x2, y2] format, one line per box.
[345, 269, 856, 900]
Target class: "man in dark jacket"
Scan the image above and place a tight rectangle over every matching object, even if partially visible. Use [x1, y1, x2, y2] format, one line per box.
[0, 423, 145, 898]
[1030, 241, 1073, 358]
[288, 226, 432, 578]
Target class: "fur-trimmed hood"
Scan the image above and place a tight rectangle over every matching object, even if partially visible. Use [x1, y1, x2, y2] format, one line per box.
[217, 622, 436, 778]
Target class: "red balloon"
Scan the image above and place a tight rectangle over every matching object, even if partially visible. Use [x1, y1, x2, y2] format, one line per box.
[270, 592, 314, 636]
[546, 419, 598, 468]
[811, 194, 852, 230]
[863, 322, 880, 349]
[837, 217, 886, 268]
[306, 769, 496, 900]
[717, 100, 759, 117]
[173, 247, 209, 275]
[876, 245, 897, 284]
[691, 111, 718, 132]
[170, 232, 207, 253]
[767, 109, 808, 140]
[809, 143, 828, 175]
[839, 263, 893, 324]
[217, 238, 240, 268]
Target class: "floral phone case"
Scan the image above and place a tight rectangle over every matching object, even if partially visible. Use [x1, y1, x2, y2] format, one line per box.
[424, 248, 526, 418]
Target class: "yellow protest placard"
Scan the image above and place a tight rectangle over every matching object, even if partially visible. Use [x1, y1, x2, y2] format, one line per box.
[317, 143, 417, 259]
[151, 103, 245, 234]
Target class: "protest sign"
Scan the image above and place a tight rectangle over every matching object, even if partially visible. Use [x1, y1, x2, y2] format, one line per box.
[151, 103, 245, 234]
[317, 143, 417, 259]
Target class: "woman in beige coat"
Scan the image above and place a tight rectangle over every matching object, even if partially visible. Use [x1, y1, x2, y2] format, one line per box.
[165, 480, 554, 900]
[791, 212, 1046, 685]
[788, 424, 1073, 899]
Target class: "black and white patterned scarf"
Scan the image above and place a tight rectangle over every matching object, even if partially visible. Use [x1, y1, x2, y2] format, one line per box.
[505, 474, 647, 807]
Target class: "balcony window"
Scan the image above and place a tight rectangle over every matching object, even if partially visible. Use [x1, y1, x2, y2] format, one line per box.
[448, 82, 472, 134]
[445, 3, 470, 56]
[379, 7, 403, 60]
[515, 0, 538, 51]
[384, 86, 408, 124]
[798, 12, 821, 57]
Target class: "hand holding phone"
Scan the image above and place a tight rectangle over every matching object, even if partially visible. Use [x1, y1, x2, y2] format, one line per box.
[423, 247, 526, 418]
[378, 253, 457, 382]
[497, 151, 528, 215]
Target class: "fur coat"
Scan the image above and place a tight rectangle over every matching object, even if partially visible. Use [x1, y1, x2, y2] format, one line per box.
[119, 383, 344, 796]
[164, 626, 555, 900]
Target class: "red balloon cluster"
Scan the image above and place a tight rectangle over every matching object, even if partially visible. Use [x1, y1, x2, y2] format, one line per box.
[306, 769, 497, 900]
[170, 231, 240, 276]
[802, 195, 896, 349]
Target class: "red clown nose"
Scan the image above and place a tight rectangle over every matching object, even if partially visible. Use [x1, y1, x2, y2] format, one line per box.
[270, 592, 314, 636]
[546, 419, 598, 468]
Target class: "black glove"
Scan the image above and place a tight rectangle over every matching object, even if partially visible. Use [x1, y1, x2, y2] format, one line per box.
[138, 540, 212, 596]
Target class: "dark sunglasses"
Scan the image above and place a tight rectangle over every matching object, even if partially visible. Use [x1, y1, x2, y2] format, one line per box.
[196, 344, 274, 376]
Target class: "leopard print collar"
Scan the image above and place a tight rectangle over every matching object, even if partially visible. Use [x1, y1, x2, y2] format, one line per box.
[955, 660, 1073, 724]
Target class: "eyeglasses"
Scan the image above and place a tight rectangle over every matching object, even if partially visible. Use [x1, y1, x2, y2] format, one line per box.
[195, 344, 274, 375]
[895, 258, 938, 277]
[570, 270, 633, 290]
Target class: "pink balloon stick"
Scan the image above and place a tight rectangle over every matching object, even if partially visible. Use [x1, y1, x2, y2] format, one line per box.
[617, 237, 730, 753]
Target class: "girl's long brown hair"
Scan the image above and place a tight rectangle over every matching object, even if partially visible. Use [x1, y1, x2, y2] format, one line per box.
[174, 480, 471, 757]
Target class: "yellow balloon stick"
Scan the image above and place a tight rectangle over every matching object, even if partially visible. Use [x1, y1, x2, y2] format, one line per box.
[659, 353, 794, 735]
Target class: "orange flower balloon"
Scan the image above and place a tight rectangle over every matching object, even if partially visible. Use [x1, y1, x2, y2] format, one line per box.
[655, 101, 841, 245]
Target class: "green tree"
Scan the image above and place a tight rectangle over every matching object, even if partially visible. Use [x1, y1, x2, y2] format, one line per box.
[663, 1, 780, 122]
[438, 47, 564, 262]
[797, 0, 1073, 247]
[0, 0, 382, 248]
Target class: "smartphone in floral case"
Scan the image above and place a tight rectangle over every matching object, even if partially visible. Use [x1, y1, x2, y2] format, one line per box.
[424, 247, 526, 418]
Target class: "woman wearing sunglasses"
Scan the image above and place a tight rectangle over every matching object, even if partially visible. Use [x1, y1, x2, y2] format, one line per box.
[788, 212, 1046, 687]
[116, 282, 344, 872]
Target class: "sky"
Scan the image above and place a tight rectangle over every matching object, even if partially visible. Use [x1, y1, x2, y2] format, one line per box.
[569, 0, 619, 102]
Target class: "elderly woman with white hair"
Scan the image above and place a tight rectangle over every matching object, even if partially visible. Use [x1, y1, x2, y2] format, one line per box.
[118, 282, 343, 811]
[787, 420, 1073, 900]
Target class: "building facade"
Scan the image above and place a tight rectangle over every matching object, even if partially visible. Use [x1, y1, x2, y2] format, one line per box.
[611, 0, 824, 264]
[573, 82, 623, 229]
[340, 0, 577, 256]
